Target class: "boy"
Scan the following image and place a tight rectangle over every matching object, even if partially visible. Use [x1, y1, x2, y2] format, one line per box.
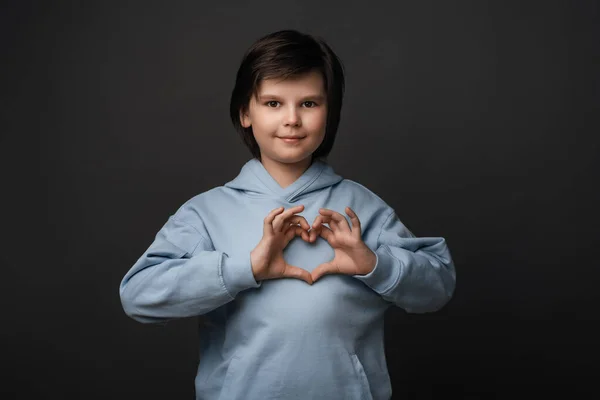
[120, 29, 456, 399]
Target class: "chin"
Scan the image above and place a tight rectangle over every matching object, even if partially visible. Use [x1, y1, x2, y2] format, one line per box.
[279, 157, 311, 165]
[273, 153, 313, 164]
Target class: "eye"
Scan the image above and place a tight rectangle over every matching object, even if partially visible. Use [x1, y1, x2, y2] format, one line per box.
[302, 101, 316, 108]
[265, 101, 280, 107]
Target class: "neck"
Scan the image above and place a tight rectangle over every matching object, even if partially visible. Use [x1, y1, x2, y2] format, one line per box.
[260, 156, 313, 189]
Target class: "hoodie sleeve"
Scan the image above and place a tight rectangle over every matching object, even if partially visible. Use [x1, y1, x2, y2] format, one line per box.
[353, 209, 456, 313]
[119, 212, 261, 324]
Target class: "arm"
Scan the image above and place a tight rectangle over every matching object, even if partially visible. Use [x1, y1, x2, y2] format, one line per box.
[119, 213, 260, 323]
[354, 210, 456, 313]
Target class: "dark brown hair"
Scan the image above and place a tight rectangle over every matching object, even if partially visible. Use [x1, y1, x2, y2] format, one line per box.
[229, 30, 345, 162]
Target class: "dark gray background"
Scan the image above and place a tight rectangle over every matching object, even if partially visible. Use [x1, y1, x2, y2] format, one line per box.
[2, 0, 599, 399]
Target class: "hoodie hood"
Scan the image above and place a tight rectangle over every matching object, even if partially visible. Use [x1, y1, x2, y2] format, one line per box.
[224, 158, 344, 202]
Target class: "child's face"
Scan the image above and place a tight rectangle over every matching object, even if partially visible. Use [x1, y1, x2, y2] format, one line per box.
[241, 69, 327, 165]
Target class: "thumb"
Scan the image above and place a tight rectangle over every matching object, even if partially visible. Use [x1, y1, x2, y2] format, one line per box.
[311, 262, 335, 283]
[282, 263, 313, 285]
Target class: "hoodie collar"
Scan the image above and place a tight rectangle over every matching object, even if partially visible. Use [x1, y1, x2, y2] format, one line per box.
[224, 158, 343, 202]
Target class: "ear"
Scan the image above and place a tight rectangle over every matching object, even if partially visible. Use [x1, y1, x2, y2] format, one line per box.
[240, 108, 251, 128]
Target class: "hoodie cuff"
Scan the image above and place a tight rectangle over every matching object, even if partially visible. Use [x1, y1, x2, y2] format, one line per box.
[353, 247, 399, 294]
[221, 252, 261, 298]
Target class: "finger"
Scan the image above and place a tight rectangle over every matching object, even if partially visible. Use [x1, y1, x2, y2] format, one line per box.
[311, 262, 335, 282]
[312, 215, 335, 230]
[309, 215, 323, 242]
[283, 218, 310, 242]
[284, 226, 296, 243]
[345, 207, 362, 237]
[285, 225, 309, 243]
[313, 216, 336, 232]
[287, 215, 311, 231]
[317, 224, 334, 242]
[319, 208, 351, 233]
[264, 207, 285, 235]
[311, 215, 323, 230]
[273, 205, 304, 232]
[310, 215, 333, 242]
[283, 264, 313, 285]
[317, 209, 346, 232]
[309, 228, 318, 243]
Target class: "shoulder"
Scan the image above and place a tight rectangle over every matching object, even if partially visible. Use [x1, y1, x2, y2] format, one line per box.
[168, 186, 228, 231]
[178, 186, 226, 209]
[336, 178, 393, 213]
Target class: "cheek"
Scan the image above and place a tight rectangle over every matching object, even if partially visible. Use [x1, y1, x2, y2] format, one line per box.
[307, 111, 328, 132]
[250, 114, 275, 135]
[256, 111, 280, 127]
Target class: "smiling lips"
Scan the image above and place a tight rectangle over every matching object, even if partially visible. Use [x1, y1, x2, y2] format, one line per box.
[279, 136, 305, 144]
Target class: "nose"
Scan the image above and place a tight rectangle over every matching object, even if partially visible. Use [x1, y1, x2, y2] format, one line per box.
[284, 106, 301, 127]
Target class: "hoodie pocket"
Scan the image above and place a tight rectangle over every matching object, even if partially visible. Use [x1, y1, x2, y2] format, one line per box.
[350, 353, 374, 400]
[219, 355, 241, 400]
[219, 351, 374, 399]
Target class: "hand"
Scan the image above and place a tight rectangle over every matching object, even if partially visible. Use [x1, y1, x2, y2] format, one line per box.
[251, 205, 313, 285]
[308, 207, 377, 283]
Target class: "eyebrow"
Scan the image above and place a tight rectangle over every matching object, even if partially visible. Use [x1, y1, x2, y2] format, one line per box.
[258, 94, 326, 102]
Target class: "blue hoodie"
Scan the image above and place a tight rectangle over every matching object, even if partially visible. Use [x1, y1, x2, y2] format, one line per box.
[120, 158, 456, 400]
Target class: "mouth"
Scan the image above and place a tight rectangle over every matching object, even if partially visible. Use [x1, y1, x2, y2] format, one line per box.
[278, 136, 305, 144]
